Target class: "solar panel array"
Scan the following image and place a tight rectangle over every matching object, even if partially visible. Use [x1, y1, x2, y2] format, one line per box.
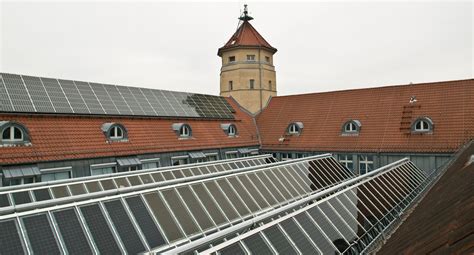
[0, 73, 236, 119]
[0, 155, 276, 211]
[205, 161, 427, 255]
[0, 155, 353, 254]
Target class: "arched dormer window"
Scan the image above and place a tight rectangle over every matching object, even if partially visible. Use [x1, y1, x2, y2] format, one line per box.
[102, 123, 128, 141]
[412, 117, 433, 133]
[342, 120, 361, 135]
[287, 122, 304, 135]
[0, 121, 30, 145]
[172, 123, 192, 138]
[221, 123, 238, 137]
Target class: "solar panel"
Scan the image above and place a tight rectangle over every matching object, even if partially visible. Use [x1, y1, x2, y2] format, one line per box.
[33, 188, 52, 201]
[103, 200, 147, 254]
[0, 194, 10, 207]
[80, 204, 122, 253]
[2, 73, 35, 112]
[242, 233, 274, 254]
[53, 209, 94, 254]
[125, 196, 167, 249]
[0, 73, 235, 119]
[0, 220, 25, 254]
[22, 214, 61, 254]
[12, 191, 31, 205]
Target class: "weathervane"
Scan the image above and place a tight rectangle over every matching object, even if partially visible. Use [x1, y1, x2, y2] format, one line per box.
[239, 4, 253, 21]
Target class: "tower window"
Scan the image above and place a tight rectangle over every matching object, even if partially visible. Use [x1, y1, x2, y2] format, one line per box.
[229, 81, 233, 91]
[228, 56, 236, 63]
[246, 55, 256, 61]
[269, 80, 272, 90]
[249, 79, 255, 89]
[265, 56, 270, 62]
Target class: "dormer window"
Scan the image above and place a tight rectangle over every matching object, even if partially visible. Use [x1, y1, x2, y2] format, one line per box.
[229, 56, 236, 63]
[247, 55, 255, 61]
[0, 121, 30, 145]
[287, 122, 304, 135]
[173, 123, 192, 138]
[102, 123, 128, 141]
[412, 117, 433, 133]
[221, 123, 237, 137]
[342, 120, 361, 135]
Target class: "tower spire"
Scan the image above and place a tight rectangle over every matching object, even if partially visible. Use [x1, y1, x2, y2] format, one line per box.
[239, 4, 253, 21]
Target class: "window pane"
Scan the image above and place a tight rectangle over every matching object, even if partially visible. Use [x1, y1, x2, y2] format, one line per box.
[100, 179, 116, 190]
[238, 175, 269, 209]
[85, 181, 102, 193]
[0, 220, 26, 254]
[13, 127, 22, 139]
[52, 186, 70, 198]
[69, 184, 87, 195]
[22, 214, 61, 254]
[177, 186, 214, 231]
[205, 181, 239, 221]
[53, 209, 93, 254]
[144, 192, 184, 242]
[161, 189, 200, 236]
[227, 177, 259, 212]
[191, 184, 227, 226]
[216, 179, 250, 217]
[2, 128, 9, 139]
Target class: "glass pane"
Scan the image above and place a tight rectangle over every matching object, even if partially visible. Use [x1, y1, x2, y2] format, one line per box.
[103, 200, 146, 254]
[80, 204, 122, 254]
[85, 182, 102, 193]
[237, 175, 269, 209]
[125, 196, 166, 249]
[144, 192, 184, 242]
[256, 172, 285, 203]
[115, 178, 130, 188]
[127, 176, 142, 186]
[151, 172, 164, 182]
[216, 179, 249, 217]
[0, 194, 10, 207]
[161, 189, 200, 236]
[243, 233, 273, 254]
[33, 189, 51, 201]
[219, 242, 246, 255]
[172, 170, 184, 178]
[278, 168, 306, 195]
[191, 184, 227, 226]
[162, 171, 174, 180]
[204, 181, 239, 221]
[264, 171, 292, 201]
[13, 191, 31, 205]
[139, 174, 154, 184]
[69, 184, 87, 195]
[273, 168, 300, 197]
[279, 219, 317, 254]
[295, 212, 336, 254]
[190, 168, 202, 176]
[100, 179, 116, 190]
[176, 186, 214, 231]
[0, 220, 25, 254]
[263, 225, 298, 254]
[52, 186, 70, 198]
[53, 209, 93, 254]
[248, 173, 278, 205]
[227, 177, 259, 212]
[22, 214, 61, 254]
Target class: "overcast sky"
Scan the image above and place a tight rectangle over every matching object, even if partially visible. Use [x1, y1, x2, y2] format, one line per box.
[1, 1, 472, 96]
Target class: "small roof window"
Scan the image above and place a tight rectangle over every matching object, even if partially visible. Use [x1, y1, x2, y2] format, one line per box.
[172, 123, 192, 138]
[102, 123, 128, 141]
[342, 120, 361, 135]
[0, 121, 30, 145]
[221, 123, 238, 137]
[287, 122, 304, 135]
[412, 117, 434, 133]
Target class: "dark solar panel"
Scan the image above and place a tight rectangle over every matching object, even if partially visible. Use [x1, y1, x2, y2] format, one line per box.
[242, 233, 274, 254]
[52, 186, 70, 198]
[161, 189, 200, 236]
[41, 77, 73, 113]
[2, 73, 35, 112]
[69, 183, 87, 195]
[0, 220, 25, 254]
[295, 212, 336, 254]
[263, 225, 299, 254]
[57, 79, 90, 114]
[0, 194, 10, 207]
[191, 184, 227, 226]
[22, 214, 61, 254]
[12, 191, 32, 205]
[0, 75, 14, 111]
[53, 209, 93, 255]
[279, 219, 316, 254]
[125, 196, 166, 249]
[21, 75, 55, 112]
[33, 188, 52, 201]
[80, 204, 122, 254]
[0, 73, 235, 119]
[176, 186, 214, 231]
[103, 200, 146, 254]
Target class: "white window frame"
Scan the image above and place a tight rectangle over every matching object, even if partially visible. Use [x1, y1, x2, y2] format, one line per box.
[90, 162, 117, 176]
[171, 156, 189, 166]
[40, 166, 72, 181]
[228, 125, 237, 136]
[179, 125, 191, 137]
[141, 158, 161, 169]
[345, 122, 357, 132]
[2, 126, 23, 142]
[205, 153, 219, 162]
[225, 151, 238, 159]
[109, 126, 124, 139]
[288, 124, 299, 134]
[359, 155, 374, 174]
[338, 155, 353, 171]
[228, 56, 236, 63]
[246, 54, 256, 61]
[281, 153, 293, 161]
[414, 120, 430, 132]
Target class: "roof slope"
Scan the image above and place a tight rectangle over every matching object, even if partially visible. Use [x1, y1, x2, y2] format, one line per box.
[218, 20, 277, 56]
[378, 141, 474, 254]
[0, 99, 259, 165]
[256, 79, 474, 153]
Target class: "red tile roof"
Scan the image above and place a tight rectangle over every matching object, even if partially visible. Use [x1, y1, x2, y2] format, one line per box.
[0, 98, 259, 165]
[256, 79, 474, 153]
[218, 20, 277, 56]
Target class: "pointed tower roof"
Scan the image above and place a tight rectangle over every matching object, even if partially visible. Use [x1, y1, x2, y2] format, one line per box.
[218, 6, 277, 56]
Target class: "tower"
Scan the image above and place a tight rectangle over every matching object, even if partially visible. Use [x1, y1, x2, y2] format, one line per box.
[218, 5, 277, 114]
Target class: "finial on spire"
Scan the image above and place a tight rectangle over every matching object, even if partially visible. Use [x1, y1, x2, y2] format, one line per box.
[239, 4, 254, 21]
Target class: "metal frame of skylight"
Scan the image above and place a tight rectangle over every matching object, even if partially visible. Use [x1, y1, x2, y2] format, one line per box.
[0, 155, 275, 212]
[174, 158, 426, 255]
[0, 154, 351, 254]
